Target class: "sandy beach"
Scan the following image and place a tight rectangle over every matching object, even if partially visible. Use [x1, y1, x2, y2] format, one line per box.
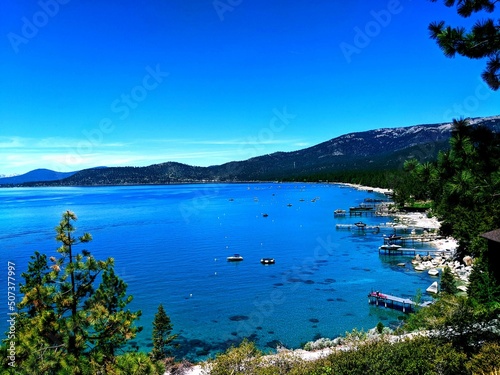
[335, 182, 392, 195]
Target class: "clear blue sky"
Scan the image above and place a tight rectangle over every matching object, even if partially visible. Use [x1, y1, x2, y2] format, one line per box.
[0, 0, 498, 175]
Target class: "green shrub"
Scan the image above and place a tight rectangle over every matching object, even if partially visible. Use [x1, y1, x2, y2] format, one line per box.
[376, 321, 384, 334]
[203, 339, 262, 375]
[466, 342, 500, 375]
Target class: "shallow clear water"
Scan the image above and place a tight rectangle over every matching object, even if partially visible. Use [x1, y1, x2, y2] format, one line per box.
[0, 183, 437, 360]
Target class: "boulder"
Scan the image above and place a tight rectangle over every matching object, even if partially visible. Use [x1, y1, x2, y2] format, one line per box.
[463, 256, 473, 266]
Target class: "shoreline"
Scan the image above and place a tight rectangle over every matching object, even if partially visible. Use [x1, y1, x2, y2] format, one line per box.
[168, 184, 459, 375]
[342, 182, 458, 252]
[334, 182, 392, 195]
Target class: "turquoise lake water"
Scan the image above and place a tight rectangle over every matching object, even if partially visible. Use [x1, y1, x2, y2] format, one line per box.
[0, 183, 438, 360]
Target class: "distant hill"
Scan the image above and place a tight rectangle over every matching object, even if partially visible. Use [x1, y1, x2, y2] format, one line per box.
[13, 115, 500, 187]
[0, 169, 78, 185]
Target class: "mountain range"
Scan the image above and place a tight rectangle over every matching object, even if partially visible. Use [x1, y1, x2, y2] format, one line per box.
[0, 169, 78, 185]
[3, 115, 499, 187]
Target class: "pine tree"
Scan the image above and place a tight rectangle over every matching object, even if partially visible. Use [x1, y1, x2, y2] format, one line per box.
[151, 304, 177, 361]
[467, 258, 500, 308]
[429, 0, 500, 90]
[440, 266, 458, 295]
[5, 211, 142, 373]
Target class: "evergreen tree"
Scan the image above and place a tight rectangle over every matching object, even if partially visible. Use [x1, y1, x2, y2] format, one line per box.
[3, 211, 142, 374]
[395, 118, 500, 260]
[467, 258, 500, 308]
[151, 304, 177, 361]
[429, 0, 500, 90]
[441, 266, 459, 295]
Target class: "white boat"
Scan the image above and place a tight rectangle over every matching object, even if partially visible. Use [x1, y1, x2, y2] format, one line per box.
[428, 268, 439, 276]
[334, 209, 346, 216]
[426, 281, 439, 294]
[227, 254, 244, 262]
[260, 258, 275, 265]
[379, 244, 402, 251]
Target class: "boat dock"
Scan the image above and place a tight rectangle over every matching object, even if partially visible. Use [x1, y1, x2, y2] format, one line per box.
[335, 223, 410, 232]
[378, 246, 452, 256]
[368, 291, 433, 313]
[383, 235, 443, 246]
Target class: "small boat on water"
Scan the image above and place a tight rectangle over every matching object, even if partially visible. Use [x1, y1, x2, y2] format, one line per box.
[354, 221, 367, 228]
[426, 281, 439, 294]
[334, 209, 346, 216]
[227, 254, 244, 262]
[260, 258, 275, 265]
[379, 244, 402, 251]
[388, 234, 402, 241]
[262, 213, 269, 217]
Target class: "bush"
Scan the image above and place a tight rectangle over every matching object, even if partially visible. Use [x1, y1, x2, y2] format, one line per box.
[323, 337, 467, 375]
[203, 339, 262, 375]
[376, 321, 384, 334]
[466, 342, 500, 374]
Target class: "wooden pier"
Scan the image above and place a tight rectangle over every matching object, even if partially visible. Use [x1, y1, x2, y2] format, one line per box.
[368, 291, 433, 313]
[335, 223, 428, 234]
[383, 235, 442, 246]
[378, 246, 452, 257]
[336, 224, 383, 231]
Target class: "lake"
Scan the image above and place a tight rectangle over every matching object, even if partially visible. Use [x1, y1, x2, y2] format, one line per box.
[0, 183, 437, 360]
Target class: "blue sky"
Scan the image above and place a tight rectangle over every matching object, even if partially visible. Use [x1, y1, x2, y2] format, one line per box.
[0, 0, 498, 175]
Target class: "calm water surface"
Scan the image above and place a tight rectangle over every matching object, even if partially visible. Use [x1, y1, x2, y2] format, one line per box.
[0, 183, 437, 360]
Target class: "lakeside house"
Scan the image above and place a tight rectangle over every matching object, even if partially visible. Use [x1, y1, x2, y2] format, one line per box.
[480, 229, 500, 282]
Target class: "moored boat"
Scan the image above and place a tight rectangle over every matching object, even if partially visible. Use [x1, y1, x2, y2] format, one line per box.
[227, 254, 244, 262]
[388, 234, 402, 241]
[260, 258, 275, 265]
[379, 244, 402, 251]
[334, 209, 346, 216]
